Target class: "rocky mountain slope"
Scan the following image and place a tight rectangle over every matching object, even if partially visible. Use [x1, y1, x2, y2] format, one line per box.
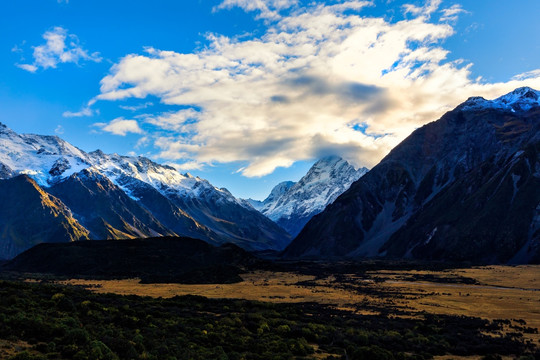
[0, 175, 89, 259]
[285, 87, 540, 264]
[245, 156, 368, 236]
[0, 123, 289, 259]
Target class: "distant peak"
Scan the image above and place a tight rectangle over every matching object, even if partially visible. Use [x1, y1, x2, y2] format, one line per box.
[496, 86, 539, 103]
[464, 96, 486, 103]
[506, 86, 537, 96]
[461, 87, 540, 112]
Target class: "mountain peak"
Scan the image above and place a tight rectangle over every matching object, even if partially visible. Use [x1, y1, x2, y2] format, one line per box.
[253, 156, 368, 237]
[495, 86, 539, 104]
[461, 87, 540, 112]
[0, 122, 17, 136]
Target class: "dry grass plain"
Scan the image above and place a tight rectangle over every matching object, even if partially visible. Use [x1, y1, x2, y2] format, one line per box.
[60, 265, 540, 345]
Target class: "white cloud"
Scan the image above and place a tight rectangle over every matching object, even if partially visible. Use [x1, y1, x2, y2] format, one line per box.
[16, 64, 38, 73]
[135, 136, 150, 148]
[440, 4, 468, 22]
[145, 109, 200, 133]
[95, 0, 540, 177]
[402, 0, 442, 18]
[54, 125, 65, 135]
[214, 0, 298, 19]
[119, 102, 154, 111]
[166, 161, 205, 172]
[93, 118, 144, 136]
[17, 27, 101, 72]
[63, 106, 94, 118]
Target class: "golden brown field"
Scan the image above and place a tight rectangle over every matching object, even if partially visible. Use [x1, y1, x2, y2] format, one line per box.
[59, 264, 540, 345]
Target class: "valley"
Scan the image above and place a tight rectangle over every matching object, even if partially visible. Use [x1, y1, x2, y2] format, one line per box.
[2, 263, 537, 359]
[2, 1, 540, 358]
[56, 265, 540, 340]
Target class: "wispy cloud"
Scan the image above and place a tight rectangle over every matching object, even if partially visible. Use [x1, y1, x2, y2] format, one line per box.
[63, 106, 94, 118]
[402, 0, 441, 18]
[54, 125, 65, 135]
[145, 109, 200, 133]
[166, 161, 205, 172]
[16, 64, 39, 73]
[214, 0, 298, 20]
[93, 118, 144, 136]
[119, 102, 154, 111]
[440, 4, 468, 22]
[16, 27, 101, 72]
[95, 0, 540, 177]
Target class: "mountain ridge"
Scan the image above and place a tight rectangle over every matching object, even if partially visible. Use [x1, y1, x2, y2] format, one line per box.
[284, 87, 540, 263]
[0, 123, 290, 258]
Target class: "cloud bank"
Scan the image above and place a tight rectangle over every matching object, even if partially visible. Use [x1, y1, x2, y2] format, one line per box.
[96, 0, 540, 177]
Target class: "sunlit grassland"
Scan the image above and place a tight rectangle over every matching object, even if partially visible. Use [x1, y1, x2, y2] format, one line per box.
[59, 265, 540, 344]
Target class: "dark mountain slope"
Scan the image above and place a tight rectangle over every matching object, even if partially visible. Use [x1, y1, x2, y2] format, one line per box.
[383, 138, 540, 263]
[285, 87, 540, 263]
[115, 175, 223, 245]
[0, 175, 89, 259]
[167, 190, 292, 251]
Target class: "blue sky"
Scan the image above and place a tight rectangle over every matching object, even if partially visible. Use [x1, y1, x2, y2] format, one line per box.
[1, 0, 539, 200]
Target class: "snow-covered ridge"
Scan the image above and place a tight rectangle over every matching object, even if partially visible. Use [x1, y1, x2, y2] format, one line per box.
[0, 122, 239, 204]
[246, 155, 368, 236]
[461, 87, 540, 112]
[263, 156, 368, 220]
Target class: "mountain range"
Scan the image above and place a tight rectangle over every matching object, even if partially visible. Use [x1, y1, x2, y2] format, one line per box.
[1, 87, 539, 264]
[284, 87, 540, 264]
[0, 123, 291, 259]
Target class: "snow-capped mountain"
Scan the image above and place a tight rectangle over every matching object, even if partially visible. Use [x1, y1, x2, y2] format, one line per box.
[0, 124, 90, 185]
[0, 123, 290, 258]
[460, 86, 540, 112]
[285, 87, 540, 264]
[0, 123, 242, 205]
[245, 156, 368, 237]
